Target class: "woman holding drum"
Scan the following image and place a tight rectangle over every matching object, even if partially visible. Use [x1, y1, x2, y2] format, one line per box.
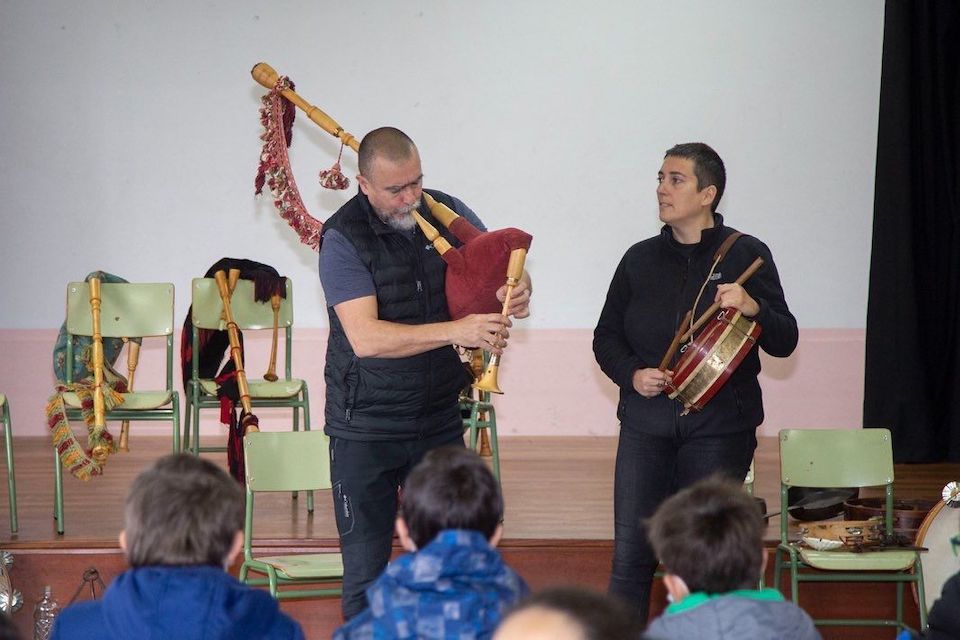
[593, 142, 798, 624]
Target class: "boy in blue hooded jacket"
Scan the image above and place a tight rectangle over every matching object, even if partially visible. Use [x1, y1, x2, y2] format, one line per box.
[334, 446, 528, 639]
[52, 454, 303, 640]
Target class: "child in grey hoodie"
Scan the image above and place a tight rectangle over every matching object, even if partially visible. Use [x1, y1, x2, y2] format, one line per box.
[645, 477, 820, 640]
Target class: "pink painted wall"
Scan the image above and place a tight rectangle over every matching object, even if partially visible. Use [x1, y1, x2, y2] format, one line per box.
[1, 328, 864, 438]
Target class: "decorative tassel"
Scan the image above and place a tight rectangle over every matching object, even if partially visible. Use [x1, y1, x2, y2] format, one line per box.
[47, 378, 126, 481]
[319, 144, 350, 190]
[254, 75, 323, 249]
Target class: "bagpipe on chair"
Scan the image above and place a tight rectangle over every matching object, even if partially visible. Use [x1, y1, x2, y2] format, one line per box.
[180, 258, 286, 482]
[48, 271, 137, 481]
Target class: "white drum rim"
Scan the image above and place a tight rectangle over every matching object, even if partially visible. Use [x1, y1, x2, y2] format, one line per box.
[913, 499, 959, 613]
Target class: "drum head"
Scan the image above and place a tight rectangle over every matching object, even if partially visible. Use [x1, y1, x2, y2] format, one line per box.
[914, 500, 960, 612]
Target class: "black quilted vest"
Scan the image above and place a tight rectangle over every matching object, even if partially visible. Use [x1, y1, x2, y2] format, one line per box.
[321, 188, 471, 441]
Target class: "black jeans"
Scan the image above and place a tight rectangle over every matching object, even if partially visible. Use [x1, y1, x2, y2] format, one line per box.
[329, 428, 465, 620]
[608, 426, 756, 625]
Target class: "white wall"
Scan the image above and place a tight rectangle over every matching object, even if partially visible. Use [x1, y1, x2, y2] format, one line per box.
[0, 1, 883, 331]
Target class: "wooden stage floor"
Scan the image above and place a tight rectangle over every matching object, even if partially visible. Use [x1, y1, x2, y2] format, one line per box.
[1, 434, 958, 639]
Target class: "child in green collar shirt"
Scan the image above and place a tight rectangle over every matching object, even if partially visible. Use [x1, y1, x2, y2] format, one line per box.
[645, 477, 820, 640]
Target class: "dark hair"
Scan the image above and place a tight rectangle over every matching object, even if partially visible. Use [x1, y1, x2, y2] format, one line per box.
[123, 454, 244, 567]
[505, 587, 645, 640]
[358, 126, 417, 178]
[401, 446, 502, 548]
[664, 142, 726, 212]
[646, 476, 763, 593]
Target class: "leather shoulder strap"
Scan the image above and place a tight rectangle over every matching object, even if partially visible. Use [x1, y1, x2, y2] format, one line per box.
[714, 232, 744, 263]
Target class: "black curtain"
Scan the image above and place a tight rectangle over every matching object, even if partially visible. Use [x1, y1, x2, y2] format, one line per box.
[864, 1, 960, 462]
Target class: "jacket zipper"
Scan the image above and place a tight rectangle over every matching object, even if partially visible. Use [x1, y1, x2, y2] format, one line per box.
[345, 356, 358, 422]
[674, 255, 691, 439]
[413, 230, 432, 439]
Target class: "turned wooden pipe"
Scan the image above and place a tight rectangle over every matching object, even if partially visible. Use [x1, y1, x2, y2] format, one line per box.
[472, 248, 527, 395]
[263, 294, 281, 382]
[214, 270, 259, 434]
[251, 62, 360, 153]
[118, 338, 140, 451]
[88, 278, 110, 462]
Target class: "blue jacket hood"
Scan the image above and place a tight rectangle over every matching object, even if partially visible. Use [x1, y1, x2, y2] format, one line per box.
[335, 529, 528, 639]
[52, 565, 304, 640]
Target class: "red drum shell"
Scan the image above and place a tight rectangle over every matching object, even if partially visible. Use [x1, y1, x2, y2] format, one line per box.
[666, 308, 761, 413]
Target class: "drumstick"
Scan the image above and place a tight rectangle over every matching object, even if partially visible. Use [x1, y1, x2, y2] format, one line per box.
[679, 257, 764, 343]
[658, 311, 692, 371]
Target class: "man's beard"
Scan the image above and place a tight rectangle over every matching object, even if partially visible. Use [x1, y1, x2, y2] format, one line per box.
[375, 203, 418, 231]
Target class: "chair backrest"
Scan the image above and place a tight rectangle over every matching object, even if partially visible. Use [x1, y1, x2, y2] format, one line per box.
[779, 428, 895, 543]
[191, 278, 293, 331]
[243, 430, 331, 493]
[779, 428, 894, 489]
[66, 282, 175, 338]
[64, 282, 175, 388]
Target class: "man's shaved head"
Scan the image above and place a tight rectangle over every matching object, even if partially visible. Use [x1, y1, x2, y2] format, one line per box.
[358, 127, 417, 179]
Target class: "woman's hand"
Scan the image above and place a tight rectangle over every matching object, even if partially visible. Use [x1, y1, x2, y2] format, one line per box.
[632, 367, 673, 398]
[715, 283, 759, 317]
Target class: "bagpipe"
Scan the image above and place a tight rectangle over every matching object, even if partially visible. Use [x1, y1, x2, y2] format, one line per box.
[179, 258, 287, 481]
[48, 272, 138, 480]
[658, 234, 765, 414]
[251, 62, 532, 393]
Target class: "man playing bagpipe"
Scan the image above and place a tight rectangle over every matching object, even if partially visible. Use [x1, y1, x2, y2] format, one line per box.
[318, 127, 532, 620]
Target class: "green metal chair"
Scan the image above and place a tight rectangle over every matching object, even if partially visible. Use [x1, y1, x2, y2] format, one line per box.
[183, 278, 310, 457]
[773, 428, 927, 632]
[461, 391, 500, 483]
[459, 351, 501, 483]
[0, 394, 18, 533]
[239, 430, 343, 599]
[56, 281, 180, 534]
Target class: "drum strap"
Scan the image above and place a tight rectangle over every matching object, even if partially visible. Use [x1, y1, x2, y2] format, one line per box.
[714, 231, 744, 262]
[685, 231, 746, 346]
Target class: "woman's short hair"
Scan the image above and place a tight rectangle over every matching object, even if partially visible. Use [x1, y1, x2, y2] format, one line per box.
[664, 142, 726, 212]
[123, 454, 244, 567]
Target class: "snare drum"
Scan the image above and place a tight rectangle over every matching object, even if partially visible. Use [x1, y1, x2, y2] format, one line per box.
[666, 308, 760, 414]
[914, 500, 960, 612]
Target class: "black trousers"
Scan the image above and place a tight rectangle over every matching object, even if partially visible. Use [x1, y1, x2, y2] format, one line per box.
[608, 426, 756, 625]
[329, 428, 465, 620]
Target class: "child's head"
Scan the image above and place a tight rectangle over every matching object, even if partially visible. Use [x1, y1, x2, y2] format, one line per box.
[398, 446, 502, 550]
[494, 587, 644, 640]
[647, 475, 764, 594]
[121, 454, 244, 567]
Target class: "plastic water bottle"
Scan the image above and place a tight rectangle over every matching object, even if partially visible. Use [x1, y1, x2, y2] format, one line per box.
[33, 586, 59, 640]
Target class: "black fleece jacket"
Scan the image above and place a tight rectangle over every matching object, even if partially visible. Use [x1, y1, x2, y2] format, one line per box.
[593, 214, 797, 438]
